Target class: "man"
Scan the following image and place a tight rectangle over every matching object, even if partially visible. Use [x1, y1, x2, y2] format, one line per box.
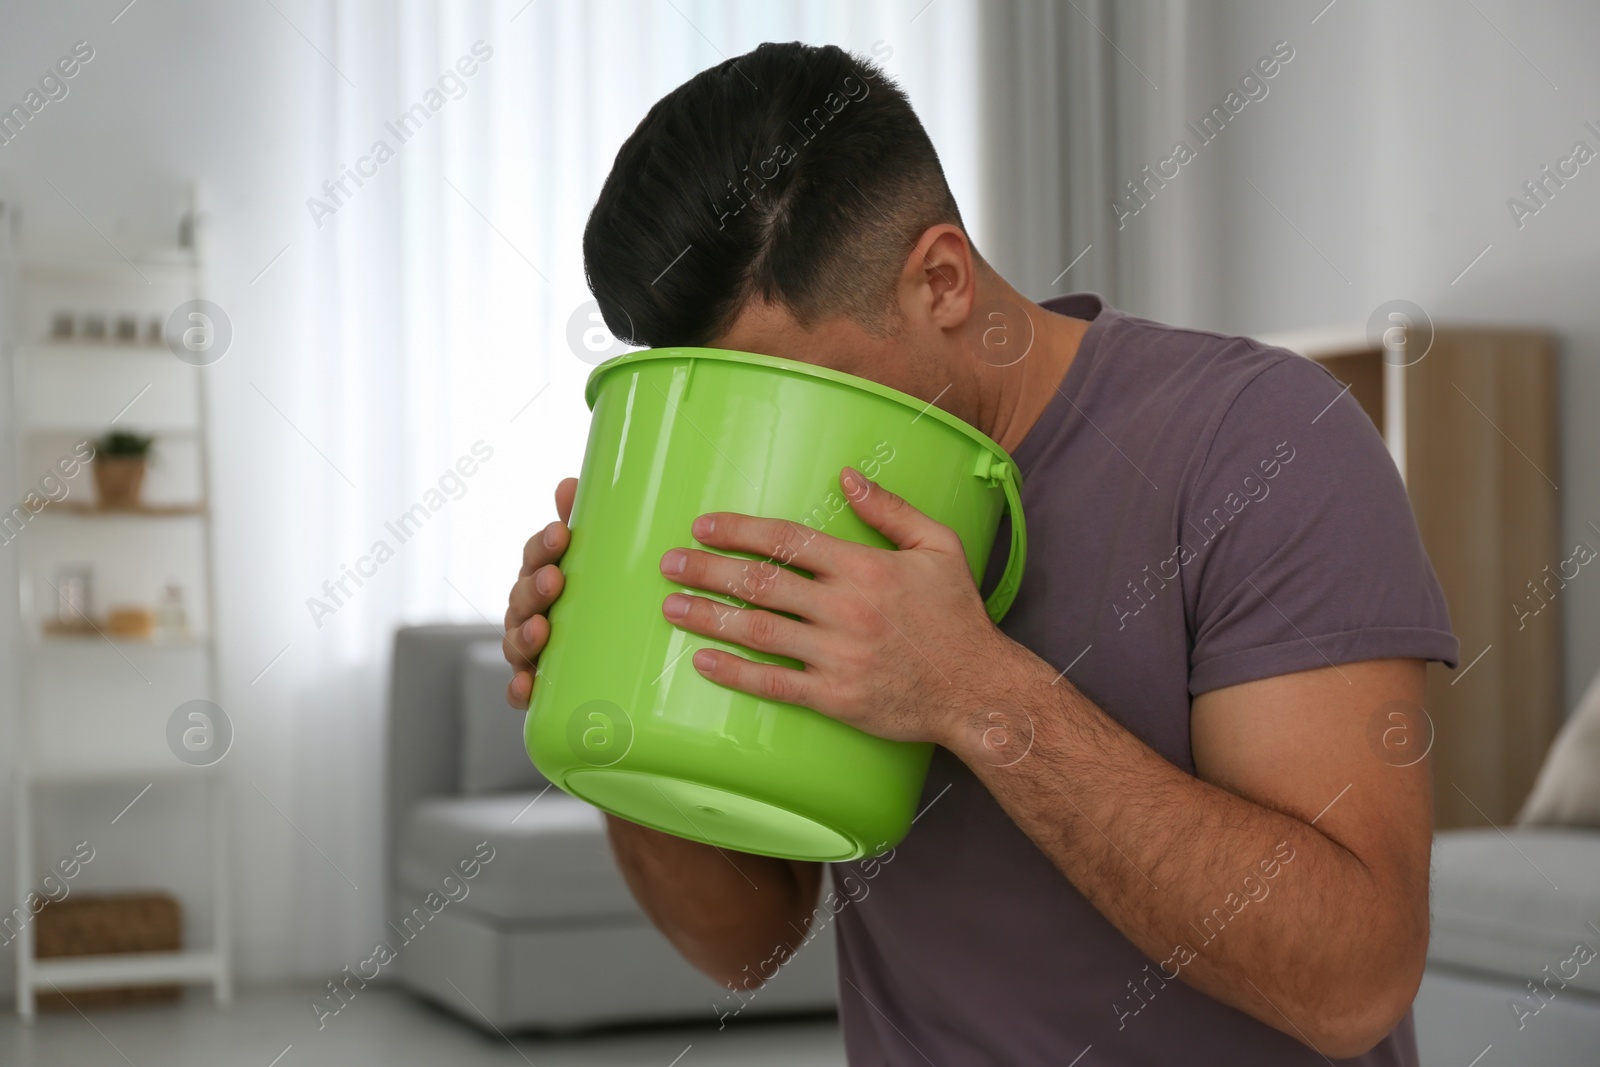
[504, 42, 1458, 1065]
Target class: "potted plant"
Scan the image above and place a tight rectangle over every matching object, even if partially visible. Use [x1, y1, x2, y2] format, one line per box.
[91, 431, 155, 509]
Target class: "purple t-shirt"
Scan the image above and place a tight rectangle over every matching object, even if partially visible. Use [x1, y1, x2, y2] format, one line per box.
[830, 294, 1459, 1066]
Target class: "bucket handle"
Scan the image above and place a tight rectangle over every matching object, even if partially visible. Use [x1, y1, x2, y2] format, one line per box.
[973, 452, 1027, 623]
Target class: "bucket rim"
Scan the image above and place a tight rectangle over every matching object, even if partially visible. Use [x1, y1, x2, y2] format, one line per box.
[586, 346, 1011, 461]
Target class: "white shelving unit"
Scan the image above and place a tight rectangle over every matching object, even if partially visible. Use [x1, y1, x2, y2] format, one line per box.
[4, 202, 231, 1020]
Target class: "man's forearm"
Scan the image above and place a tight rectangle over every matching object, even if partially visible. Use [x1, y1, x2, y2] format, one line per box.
[604, 815, 822, 989]
[942, 649, 1424, 1055]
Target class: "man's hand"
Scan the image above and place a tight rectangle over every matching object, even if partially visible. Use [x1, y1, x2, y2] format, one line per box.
[503, 476, 578, 708]
[658, 467, 1007, 742]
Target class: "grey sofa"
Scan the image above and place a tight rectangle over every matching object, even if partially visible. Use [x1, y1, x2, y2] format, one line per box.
[383, 624, 838, 1032]
[1413, 829, 1600, 1062]
[1412, 663, 1600, 1063]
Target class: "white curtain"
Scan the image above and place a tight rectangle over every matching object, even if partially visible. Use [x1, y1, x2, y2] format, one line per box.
[976, 0, 1192, 315]
[245, 0, 982, 978]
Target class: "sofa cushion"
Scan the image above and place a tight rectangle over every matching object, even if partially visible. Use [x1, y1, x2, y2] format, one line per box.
[1430, 827, 1600, 994]
[398, 791, 641, 924]
[1519, 662, 1600, 827]
[458, 641, 547, 794]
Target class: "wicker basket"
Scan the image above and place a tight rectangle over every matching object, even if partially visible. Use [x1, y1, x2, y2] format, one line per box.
[36, 892, 183, 1010]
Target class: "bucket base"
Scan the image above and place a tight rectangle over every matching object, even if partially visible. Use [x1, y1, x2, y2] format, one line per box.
[564, 769, 860, 861]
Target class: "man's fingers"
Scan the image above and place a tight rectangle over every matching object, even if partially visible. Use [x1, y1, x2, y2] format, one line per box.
[506, 670, 533, 710]
[555, 477, 578, 526]
[663, 593, 815, 661]
[841, 467, 955, 552]
[660, 547, 816, 614]
[690, 512, 845, 574]
[504, 479, 576, 709]
[502, 613, 550, 672]
[521, 521, 571, 577]
[690, 647, 817, 708]
[509, 564, 564, 618]
[502, 563, 555, 671]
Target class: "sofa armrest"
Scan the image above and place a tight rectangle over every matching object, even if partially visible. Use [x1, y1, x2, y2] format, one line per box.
[384, 624, 503, 920]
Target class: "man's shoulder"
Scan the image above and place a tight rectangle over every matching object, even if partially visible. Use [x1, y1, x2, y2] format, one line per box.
[1107, 307, 1320, 394]
[1060, 297, 1339, 433]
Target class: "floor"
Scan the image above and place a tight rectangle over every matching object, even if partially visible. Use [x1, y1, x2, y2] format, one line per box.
[0, 985, 846, 1067]
[5, 971, 1598, 1065]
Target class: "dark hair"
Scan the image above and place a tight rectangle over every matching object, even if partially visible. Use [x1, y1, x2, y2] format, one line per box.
[583, 42, 965, 347]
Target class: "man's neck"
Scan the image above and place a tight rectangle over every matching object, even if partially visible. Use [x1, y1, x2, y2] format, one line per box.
[976, 287, 1090, 454]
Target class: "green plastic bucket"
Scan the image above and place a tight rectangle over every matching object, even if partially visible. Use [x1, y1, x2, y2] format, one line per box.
[525, 347, 1026, 861]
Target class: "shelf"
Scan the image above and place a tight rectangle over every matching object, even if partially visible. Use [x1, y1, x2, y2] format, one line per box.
[27, 765, 220, 788]
[20, 340, 178, 356]
[27, 949, 224, 991]
[16, 341, 199, 361]
[21, 427, 199, 438]
[19, 252, 199, 285]
[31, 633, 210, 650]
[40, 501, 207, 517]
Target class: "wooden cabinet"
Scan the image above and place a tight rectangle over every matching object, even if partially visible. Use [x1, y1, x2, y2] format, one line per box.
[1262, 326, 1562, 828]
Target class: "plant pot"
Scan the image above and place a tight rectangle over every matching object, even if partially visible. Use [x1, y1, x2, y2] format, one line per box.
[93, 456, 147, 509]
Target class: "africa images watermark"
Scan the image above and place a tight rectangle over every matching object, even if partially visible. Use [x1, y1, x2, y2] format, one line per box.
[305, 441, 495, 628]
[708, 440, 897, 628]
[1509, 920, 1600, 1031]
[0, 841, 97, 949]
[710, 58, 880, 230]
[167, 700, 234, 767]
[713, 843, 898, 1029]
[310, 840, 496, 1029]
[1113, 40, 1296, 229]
[1511, 519, 1600, 631]
[1113, 839, 1297, 1030]
[1505, 117, 1600, 231]
[0, 440, 96, 548]
[1366, 699, 1434, 768]
[305, 41, 494, 229]
[0, 39, 95, 148]
[1112, 440, 1297, 631]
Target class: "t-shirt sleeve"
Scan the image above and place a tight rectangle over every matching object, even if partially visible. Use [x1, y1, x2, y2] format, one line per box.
[1182, 351, 1459, 695]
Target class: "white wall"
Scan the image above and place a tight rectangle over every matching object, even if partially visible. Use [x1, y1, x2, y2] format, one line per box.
[1110, 0, 1600, 709]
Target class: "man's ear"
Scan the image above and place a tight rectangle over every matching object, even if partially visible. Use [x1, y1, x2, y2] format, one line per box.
[899, 224, 977, 331]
